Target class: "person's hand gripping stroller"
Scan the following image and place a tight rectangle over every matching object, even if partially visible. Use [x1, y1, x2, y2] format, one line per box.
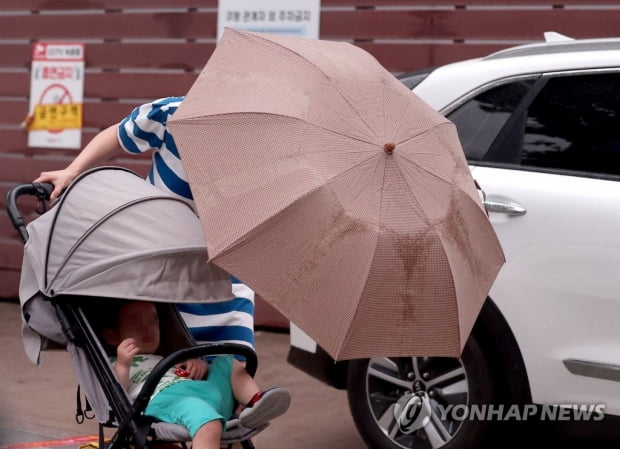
[34, 124, 122, 201]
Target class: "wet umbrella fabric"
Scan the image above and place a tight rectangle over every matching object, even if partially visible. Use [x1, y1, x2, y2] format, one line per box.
[169, 29, 505, 360]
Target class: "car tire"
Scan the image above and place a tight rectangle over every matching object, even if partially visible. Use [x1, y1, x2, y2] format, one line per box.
[347, 335, 497, 449]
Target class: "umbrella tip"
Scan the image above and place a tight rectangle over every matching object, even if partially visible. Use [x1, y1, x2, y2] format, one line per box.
[383, 142, 396, 154]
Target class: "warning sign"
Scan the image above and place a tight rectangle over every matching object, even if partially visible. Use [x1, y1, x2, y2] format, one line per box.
[26, 42, 84, 149]
[218, 0, 320, 40]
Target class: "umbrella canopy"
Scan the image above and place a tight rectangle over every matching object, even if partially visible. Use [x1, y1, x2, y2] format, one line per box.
[169, 29, 505, 360]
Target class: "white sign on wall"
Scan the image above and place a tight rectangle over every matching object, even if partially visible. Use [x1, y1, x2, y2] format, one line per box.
[26, 42, 85, 149]
[218, 0, 321, 40]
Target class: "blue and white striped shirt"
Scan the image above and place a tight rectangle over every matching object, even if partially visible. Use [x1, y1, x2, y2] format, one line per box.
[177, 277, 255, 351]
[118, 96, 193, 200]
[117, 97, 255, 352]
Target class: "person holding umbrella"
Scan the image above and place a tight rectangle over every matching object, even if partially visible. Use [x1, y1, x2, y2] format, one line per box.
[38, 28, 504, 363]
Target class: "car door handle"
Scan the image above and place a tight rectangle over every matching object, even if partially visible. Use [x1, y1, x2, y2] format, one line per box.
[484, 200, 527, 216]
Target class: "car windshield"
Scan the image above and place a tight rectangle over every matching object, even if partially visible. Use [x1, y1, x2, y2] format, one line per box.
[397, 69, 433, 90]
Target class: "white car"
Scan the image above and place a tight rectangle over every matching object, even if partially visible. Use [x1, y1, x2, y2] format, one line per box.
[288, 33, 620, 449]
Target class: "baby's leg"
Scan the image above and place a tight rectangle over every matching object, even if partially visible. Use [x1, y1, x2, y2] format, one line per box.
[230, 359, 260, 404]
[227, 358, 291, 428]
[192, 420, 223, 449]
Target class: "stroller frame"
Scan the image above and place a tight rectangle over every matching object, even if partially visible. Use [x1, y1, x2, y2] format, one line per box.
[7, 174, 265, 449]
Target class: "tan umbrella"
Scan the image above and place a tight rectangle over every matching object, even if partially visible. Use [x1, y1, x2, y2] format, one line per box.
[168, 29, 505, 360]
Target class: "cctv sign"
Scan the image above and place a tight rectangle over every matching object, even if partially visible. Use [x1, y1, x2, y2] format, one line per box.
[27, 42, 85, 149]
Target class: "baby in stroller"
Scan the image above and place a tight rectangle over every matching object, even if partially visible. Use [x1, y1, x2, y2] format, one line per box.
[102, 300, 290, 449]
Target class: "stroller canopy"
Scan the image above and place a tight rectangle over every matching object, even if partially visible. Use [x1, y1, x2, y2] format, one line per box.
[20, 167, 233, 304]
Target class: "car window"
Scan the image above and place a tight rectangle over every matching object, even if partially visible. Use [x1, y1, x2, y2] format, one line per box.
[521, 73, 620, 177]
[450, 72, 620, 178]
[447, 80, 535, 161]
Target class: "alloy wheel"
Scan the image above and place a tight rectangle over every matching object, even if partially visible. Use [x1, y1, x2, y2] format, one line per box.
[363, 356, 469, 449]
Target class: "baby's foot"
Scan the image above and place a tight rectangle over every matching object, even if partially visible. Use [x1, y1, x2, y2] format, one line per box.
[239, 387, 291, 429]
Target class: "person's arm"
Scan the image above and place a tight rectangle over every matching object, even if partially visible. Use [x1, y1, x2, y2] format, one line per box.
[113, 337, 140, 390]
[34, 123, 122, 200]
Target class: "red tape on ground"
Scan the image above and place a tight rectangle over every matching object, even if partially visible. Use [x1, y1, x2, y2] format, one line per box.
[0, 435, 97, 449]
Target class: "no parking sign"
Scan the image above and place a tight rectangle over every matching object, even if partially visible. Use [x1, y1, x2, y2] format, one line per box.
[26, 42, 84, 149]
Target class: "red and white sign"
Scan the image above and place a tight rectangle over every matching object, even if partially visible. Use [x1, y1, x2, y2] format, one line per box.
[27, 42, 85, 149]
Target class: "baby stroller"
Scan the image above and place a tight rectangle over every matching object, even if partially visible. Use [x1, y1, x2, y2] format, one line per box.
[7, 167, 268, 449]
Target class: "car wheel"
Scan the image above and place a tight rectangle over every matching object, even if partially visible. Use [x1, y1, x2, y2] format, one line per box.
[347, 335, 496, 449]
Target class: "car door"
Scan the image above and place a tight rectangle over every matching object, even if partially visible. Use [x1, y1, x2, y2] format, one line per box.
[447, 70, 620, 414]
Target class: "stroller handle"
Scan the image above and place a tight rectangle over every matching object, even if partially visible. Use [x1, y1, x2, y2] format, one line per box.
[5, 182, 54, 243]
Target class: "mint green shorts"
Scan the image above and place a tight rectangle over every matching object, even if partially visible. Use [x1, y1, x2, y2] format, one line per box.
[145, 355, 234, 436]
